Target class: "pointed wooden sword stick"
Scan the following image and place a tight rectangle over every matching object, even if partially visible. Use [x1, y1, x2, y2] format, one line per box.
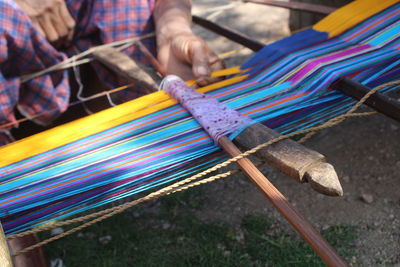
[93, 46, 343, 196]
[161, 75, 348, 267]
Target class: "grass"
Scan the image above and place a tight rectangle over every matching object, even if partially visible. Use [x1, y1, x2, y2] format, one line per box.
[40, 190, 358, 266]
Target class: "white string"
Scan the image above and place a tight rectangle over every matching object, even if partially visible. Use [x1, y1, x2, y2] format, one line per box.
[104, 89, 118, 107]
[71, 49, 93, 115]
[71, 47, 118, 114]
[20, 33, 155, 83]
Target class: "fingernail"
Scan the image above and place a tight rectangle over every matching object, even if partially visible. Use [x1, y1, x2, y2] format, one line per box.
[197, 66, 209, 76]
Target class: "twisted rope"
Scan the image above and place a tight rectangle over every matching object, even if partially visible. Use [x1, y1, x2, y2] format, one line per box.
[298, 80, 399, 143]
[10, 169, 237, 256]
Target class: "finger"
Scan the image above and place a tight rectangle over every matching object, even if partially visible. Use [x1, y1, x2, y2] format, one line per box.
[157, 43, 195, 81]
[59, 1, 76, 29]
[189, 40, 212, 78]
[196, 75, 220, 87]
[58, 1, 76, 42]
[208, 53, 225, 73]
[49, 7, 69, 42]
[63, 29, 74, 47]
[170, 34, 193, 63]
[48, 4, 70, 48]
[195, 52, 225, 87]
[196, 77, 210, 87]
[31, 18, 46, 37]
[38, 13, 59, 43]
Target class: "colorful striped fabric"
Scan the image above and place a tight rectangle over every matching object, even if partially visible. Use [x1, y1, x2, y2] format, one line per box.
[0, 0, 399, 234]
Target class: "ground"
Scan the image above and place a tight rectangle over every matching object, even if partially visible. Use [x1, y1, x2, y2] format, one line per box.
[42, 1, 400, 266]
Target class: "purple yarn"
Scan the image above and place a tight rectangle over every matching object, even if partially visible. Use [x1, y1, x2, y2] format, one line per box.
[161, 75, 254, 143]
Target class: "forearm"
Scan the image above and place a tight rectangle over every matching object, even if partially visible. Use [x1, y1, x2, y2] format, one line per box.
[153, 0, 193, 46]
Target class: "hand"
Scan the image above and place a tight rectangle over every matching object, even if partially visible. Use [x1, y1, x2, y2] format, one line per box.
[14, 0, 75, 47]
[157, 32, 224, 86]
[154, 0, 224, 85]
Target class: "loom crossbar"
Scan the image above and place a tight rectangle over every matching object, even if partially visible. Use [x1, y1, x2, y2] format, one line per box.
[192, 15, 264, 52]
[92, 46, 159, 93]
[334, 78, 400, 122]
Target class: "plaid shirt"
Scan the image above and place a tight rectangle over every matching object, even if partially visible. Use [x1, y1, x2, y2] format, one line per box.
[0, 0, 156, 146]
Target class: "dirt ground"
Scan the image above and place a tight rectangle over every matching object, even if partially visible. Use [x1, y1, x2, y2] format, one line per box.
[191, 1, 400, 265]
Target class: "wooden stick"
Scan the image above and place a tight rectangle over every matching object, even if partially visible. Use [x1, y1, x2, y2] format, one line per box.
[192, 15, 264, 52]
[0, 222, 12, 267]
[136, 41, 167, 77]
[7, 234, 47, 267]
[334, 77, 400, 122]
[218, 136, 348, 267]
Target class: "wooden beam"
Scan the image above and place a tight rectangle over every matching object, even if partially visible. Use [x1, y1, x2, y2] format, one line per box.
[7, 234, 47, 267]
[234, 123, 342, 196]
[92, 46, 160, 93]
[334, 78, 400, 122]
[162, 74, 347, 265]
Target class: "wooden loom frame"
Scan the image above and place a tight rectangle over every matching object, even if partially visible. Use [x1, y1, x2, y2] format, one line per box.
[2, 1, 400, 266]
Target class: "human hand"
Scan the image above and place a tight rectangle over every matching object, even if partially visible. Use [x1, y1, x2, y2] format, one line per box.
[14, 0, 75, 47]
[157, 31, 224, 86]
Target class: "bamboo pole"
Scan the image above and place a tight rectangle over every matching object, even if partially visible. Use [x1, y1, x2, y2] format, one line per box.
[219, 136, 348, 267]
[334, 78, 400, 122]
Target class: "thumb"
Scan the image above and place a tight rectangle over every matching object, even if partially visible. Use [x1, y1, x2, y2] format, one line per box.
[189, 39, 211, 78]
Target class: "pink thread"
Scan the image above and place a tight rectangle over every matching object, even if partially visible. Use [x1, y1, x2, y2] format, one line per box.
[161, 75, 254, 143]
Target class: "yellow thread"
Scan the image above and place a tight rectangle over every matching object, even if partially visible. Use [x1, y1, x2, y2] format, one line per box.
[313, 0, 398, 37]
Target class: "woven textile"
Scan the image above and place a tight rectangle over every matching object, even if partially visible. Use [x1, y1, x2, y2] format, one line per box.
[0, 0, 399, 234]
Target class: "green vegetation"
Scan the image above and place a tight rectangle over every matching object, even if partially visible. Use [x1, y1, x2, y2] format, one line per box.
[41, 190, 358, 267]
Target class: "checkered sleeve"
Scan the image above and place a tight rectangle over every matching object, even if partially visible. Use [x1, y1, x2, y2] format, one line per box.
[63, 0, 157, 101]
[0, 0, 70, 144]
[0, 0, 157, 146]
